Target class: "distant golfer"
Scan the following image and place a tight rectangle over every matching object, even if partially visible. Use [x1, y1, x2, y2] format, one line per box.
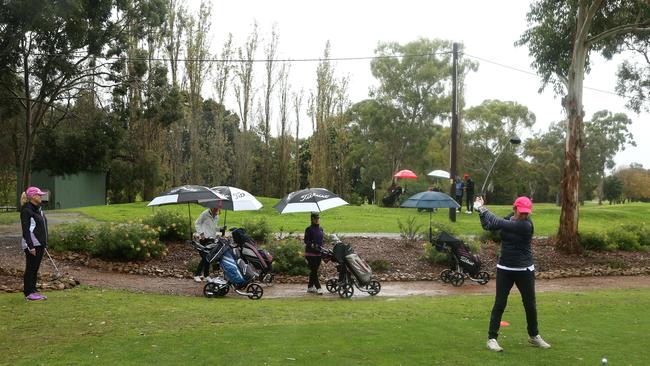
[20, 186, 49, 301]
[474, 196, 551, 352]
[304, 212, 324, 294]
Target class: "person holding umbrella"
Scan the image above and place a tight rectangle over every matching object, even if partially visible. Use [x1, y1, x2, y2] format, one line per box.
[20, 187, 49, 301]
[473, 196, 551, 352]
[304, 212, 324, 294]
[193, 206, 224, 282]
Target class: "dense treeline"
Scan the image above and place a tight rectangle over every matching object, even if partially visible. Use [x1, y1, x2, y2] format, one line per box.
[0, 0, 645, 208]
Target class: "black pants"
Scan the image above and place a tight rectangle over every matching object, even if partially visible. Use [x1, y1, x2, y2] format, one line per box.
[455, 195, 463, 210]
[466, 193, 474, 212]
[194, 256, 210, 277]
[306, 256, 322, 289]
[488, 268, 539, 339]
[23, 246, 45, 297]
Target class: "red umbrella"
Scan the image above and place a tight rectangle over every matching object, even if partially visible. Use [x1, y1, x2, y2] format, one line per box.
[393, 169, 418, 179]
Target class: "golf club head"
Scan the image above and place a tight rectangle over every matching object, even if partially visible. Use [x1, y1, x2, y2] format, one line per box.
[45, 248, 62, 279]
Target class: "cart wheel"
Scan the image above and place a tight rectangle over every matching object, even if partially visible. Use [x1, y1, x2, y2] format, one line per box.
[247, 283, 264, 300]
[203, 282, 218, 298]
[440, 269, 452, 283]
[326, 278, 338, 293]
[366, 280, 381, 296]
[216, 284, 230, 297]
[451, 272, 465, 287]
[338, 282, 354, 299]
[476, 271, 490, 285]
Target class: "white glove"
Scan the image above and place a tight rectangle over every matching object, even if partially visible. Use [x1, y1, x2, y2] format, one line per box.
[473, 197, 484, 210]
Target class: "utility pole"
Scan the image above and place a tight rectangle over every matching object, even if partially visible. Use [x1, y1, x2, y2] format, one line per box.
[448, 42, 459, 223]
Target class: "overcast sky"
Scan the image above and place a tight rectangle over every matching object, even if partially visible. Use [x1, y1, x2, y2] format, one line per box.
[189, 0, 649, 171]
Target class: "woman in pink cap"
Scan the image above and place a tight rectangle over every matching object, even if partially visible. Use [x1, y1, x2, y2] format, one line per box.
[473, 196, 551, 352]
[20, 186, 49, 301]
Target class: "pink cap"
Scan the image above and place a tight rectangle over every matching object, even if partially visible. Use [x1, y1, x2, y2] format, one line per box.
[26, 186, 45, 197]
[513, 196, 532, 213]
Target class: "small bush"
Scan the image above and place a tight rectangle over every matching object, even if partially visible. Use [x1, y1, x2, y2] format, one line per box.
[423, 243, 450, 264]
[185, 257, 201, 274]
[265, 237, 309, 276]
[48, 222, 96, 253]
[368, 259, 391, 272]
[479, 229, 501, 243]
[242, 218, 272, 244]
[607, 227, 641, 251]
[398, 216, 423, 243]
[606, 258, 631, 269]
[91, 222, 167, 261]
[142, 210, 189, 242]
[462, 236, 481, 255]
[345, 192, 364, 206]
[619, 223, 650, 247]
[580, 232, 610, 251]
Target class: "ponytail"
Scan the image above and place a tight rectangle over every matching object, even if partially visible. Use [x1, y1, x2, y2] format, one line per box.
[20, 192, 28, 207]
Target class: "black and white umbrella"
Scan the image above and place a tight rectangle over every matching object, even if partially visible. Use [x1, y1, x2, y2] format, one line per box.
[147, 185, 228, 239]
[199, 186, 263, 226]
[147, 185, 228, 206]
[274, 188, 348, 214]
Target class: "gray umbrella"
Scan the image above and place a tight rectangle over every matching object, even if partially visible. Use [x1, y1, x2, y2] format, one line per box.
[400, 191, 460, 242]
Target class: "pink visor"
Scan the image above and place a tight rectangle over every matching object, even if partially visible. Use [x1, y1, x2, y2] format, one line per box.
[26, 186, 45, 197]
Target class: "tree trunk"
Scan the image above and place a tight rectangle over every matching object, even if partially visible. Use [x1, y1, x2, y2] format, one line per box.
[557, 13, 589, 254]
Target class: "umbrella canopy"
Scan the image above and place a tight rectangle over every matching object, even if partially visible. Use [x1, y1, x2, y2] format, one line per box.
[400, 191, 460, 209]
[427, 170, 450, 179]
[274, 188, 348, 214]
[393, 169, 418, 179]
[401, 191, 460, 242]
[198, 186, 263, 211]
[147, 185, 228, 206]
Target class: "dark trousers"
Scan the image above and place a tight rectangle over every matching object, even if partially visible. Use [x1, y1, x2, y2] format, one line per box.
[488, 268, 539, 339]
[194, 256, 210, 277]
[306, 256, 322, 289]
[455, 195, 463, 210]
[23, 246, 45, 297]
[466, 193, 474, 212]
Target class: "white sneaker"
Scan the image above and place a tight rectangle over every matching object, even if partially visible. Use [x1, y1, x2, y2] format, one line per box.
[194, 276, 202, 282]
[316, 288, 324, 295]
[465, 210, 472, 214]
[487, 338, 503, 352]
[528, 335, 551, 349]
[205, 276, 214, 282]
[307, 286, 317, 293]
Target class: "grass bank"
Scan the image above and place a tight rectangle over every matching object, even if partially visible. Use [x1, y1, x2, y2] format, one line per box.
[1, 287, 648, 365]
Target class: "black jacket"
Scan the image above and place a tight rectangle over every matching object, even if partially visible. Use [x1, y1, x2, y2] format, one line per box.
[479, 209, 533, 268]
[20, 201, 48, 250]
[303, 224, 324, 256]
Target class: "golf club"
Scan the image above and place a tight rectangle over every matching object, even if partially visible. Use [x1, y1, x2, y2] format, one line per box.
[44, 248, 61, 280]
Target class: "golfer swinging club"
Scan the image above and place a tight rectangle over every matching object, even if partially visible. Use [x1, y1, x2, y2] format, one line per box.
[474, 195, 551, 352]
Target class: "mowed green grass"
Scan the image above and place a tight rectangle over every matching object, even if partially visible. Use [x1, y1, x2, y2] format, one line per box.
[1, 287, 648, 365]
[1, 199, 649, 236]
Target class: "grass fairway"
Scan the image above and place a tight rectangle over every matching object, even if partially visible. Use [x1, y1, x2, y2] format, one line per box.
[2, 199, 649, 236]
[1, 287, 648, 365]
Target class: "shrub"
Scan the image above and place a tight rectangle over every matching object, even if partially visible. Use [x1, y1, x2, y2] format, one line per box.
[607, 227, 641, 251]
[91, 222, 167, 261]
[462, 236, 481, 255]
[345, 192, 364, 206]
[368, 259, 391, 272]
[479, 229, 501, 243]
[142, 210, 189, 242]
[619, 223, 650, 247]
[266, 237, 309, 276]
[48, 222, 96, 253]
[606, 258, 630, 269]
[242, 218, 272, 244]
[398, 216, 423, 243]
[185, 256, 201, 274]
[580, 232, 610, 251]
[423, 242, 450, 264]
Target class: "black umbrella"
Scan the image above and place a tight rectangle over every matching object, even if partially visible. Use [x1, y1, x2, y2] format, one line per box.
[274, 188, 348, 214]
[400, 191, 460, 242]
[147, 185, 228, 239]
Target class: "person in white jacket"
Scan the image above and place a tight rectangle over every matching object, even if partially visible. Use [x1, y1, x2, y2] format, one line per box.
[193, 207, 223, 282]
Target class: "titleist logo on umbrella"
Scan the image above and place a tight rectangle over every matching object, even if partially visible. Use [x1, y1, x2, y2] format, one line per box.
[300, 192, 330, 201]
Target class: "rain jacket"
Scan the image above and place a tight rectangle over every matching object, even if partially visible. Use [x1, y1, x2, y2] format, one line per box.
[479, 209, 533, 268]
[195, 209, 220, 238]
[304, 224, 323, 257]
[20, 201, 48, 250]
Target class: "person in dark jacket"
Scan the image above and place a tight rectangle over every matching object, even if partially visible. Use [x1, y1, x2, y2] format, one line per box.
[20, 186, 49, 301]
[474, 196, 550, 352]
[454, 176, 464, 212]
[464, 174, 475, 213]
[304, 212, 324, 294]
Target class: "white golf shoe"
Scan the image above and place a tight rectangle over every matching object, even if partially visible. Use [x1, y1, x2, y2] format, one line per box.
[194, 276, 202, 282]
[528, 335, 551, 349]
[487, 338, 503, 352]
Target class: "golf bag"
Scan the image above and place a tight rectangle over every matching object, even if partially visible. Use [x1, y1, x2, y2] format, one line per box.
[382, 186, 403, 207]
[331, 241, 372, 286]
[434, 232, 481, 277]
[231, 228, 274, 283]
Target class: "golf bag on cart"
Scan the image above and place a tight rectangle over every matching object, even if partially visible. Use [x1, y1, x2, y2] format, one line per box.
[434, 232, 490, 287]
[191, 237, 264, 300]
[320, 235, 381, 298]
[231, 227, 274, 284]
[382, 186, 403, 207]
